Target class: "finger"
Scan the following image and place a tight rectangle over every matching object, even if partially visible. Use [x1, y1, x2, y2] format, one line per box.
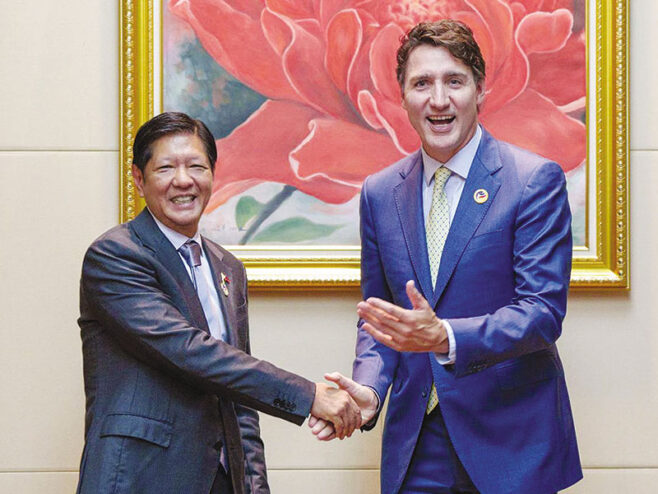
[316, 425, 336, 441]
[310, 418, 329, 435]
[308, 415, 319, 428]
[363, 323, 402, 351]
[324, 372, 356, 392]
[359, 299, 402, 322]
[405, 280, 430, 311]
[362, 322, 394, 343]
[350, 400, 363, 435]
[332, 415, 346, 440]
[364, 298, 415, 324]
[359, 306, 409, 335]
[362, 318, 406, 343]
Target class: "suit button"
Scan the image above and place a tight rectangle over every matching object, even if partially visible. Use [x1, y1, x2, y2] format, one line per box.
[290, 403, 296, 411]
[421, 390, 427, 398]
[274, 398, 281, 407]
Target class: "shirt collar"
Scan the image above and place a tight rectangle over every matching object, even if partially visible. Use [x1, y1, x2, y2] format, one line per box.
[422, 125, 482, 185]
[149, 209, 203, 252]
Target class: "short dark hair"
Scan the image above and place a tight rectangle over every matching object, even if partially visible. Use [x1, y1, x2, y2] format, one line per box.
[132, 112, 217, 172]
[396, 20, 486, 90]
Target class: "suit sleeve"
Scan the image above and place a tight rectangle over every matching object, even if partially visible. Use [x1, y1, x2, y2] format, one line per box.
[234, 269, 270, 494]
[80, 236, 315, 425]
[449, 161, 573, 376]
[352, 177, 400, 426]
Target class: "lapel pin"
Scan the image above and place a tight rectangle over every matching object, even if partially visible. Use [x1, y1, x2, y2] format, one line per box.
[474, 189, 488, 204]
[220, 272, 230, 297]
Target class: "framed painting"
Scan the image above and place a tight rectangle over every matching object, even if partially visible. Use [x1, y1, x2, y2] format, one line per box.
[120, 0, 628, 289]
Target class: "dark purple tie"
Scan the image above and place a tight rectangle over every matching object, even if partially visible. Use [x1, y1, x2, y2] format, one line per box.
[179, 240, 202, 290]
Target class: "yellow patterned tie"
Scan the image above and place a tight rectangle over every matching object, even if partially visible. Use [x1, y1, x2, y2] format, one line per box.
[425, 167, 451, 414]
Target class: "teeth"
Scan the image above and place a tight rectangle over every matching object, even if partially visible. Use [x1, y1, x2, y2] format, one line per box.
[172, 196, 194, 204]
[428, 116, 453, 123]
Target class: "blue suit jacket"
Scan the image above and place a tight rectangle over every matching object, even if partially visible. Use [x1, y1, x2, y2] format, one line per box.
[77, 209, 315, 494]
[353, 129, 582, 494]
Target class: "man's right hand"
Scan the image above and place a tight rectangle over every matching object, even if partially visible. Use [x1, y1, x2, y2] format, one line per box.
[325, 372, 378, 424]
[309, 373, 379, 441]
[311, 383, 361, 439]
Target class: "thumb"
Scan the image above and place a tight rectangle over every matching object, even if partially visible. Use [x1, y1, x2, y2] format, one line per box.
[405, 280, 427, 310]
[324, 372, 356, 393]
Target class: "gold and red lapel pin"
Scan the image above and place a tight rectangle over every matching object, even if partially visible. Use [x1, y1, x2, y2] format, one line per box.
[220, 272, 230, 296]
[473, 189, 489, 204]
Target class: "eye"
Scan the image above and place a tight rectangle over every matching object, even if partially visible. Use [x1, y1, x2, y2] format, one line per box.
[448, 78, 463, 87]
[414, 79, 428, 88]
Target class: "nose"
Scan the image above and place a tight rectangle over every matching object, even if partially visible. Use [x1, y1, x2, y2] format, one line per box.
[428, 84, 448, 108]
[172, 165, 194, 187]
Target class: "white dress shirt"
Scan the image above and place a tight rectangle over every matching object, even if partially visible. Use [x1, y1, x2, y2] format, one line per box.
[150, 213, 228, 342]
[421, 125, 482, 365]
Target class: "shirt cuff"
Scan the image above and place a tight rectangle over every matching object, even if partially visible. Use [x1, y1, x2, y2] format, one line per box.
[434, 319, 456, 365]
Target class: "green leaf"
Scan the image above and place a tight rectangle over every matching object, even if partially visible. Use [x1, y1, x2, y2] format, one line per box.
[235, 196, 264, 229]
[252, 217, 342, 243]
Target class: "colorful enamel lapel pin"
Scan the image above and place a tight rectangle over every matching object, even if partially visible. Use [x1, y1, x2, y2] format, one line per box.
[220, 272, 230, 296]
[474, 189, 489, 204]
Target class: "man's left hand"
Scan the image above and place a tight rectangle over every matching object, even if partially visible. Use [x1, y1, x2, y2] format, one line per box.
[357, 280, 449, 353]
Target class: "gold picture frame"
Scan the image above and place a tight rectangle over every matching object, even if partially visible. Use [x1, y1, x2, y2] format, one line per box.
[119, 0, 628, 290]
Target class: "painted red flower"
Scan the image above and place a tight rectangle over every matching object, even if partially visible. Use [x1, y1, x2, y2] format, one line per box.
[170, 0, 585, 210]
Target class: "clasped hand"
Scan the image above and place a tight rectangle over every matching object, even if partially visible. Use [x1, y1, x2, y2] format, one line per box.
[309, 280, 447, 441]
[309, 373, 379, 441]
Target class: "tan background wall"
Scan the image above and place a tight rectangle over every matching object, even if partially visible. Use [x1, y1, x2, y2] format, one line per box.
[0, 1, 656, 492]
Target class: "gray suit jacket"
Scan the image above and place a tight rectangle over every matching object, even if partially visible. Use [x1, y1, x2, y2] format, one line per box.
[77, 209, 315, 494]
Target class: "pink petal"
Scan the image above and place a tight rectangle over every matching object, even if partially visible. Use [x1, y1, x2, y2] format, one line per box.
[516, 9, 573, 55]
[456, 3, 529, 114]
[369, 23, 405, 103]
[209, 100, 322, 208]
[325, 9, 363, 94]
[264, 0, 316, 19]
[169, 0, 299, 101]
[290, 118, 405, 196]
[465, 0, 516, 70]
[209, 99, 382, 207]
[274, 12, 358, 122]
[222, 0, 264, 18]
[357, 90, 383, 130]
[261, 8, 293, 56]
[480, 89, 585, 171]
[527, 35, 585, 106]
[359, 91, 420, 154]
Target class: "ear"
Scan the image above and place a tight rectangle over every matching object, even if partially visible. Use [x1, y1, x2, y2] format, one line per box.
[132, 163, 145, 197]
[475, 79, 486, 109]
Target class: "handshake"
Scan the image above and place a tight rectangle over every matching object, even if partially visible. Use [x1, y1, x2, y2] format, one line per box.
[309, 372, 379, 441]
[307, 281, 448, 439]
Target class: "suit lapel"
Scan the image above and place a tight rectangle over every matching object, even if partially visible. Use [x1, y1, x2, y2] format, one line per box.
[393, 152, 434, 301]
[430, 131, 502, 307]
[131, 210, 211, 334]
[203, 240, 238, 347]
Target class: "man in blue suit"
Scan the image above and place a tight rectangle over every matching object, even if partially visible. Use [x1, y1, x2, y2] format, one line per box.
[314, 20, 582, 493]
[77, 112, 360, 494]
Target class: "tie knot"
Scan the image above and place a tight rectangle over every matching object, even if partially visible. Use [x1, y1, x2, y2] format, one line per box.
[433, 167, 451, 190]
[180, 240, 202, 268]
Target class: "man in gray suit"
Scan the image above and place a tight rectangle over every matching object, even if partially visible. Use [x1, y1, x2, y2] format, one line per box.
[76, 112, 360, 494]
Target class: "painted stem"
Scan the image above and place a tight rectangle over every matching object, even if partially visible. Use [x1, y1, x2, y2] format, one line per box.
[239, 185, 296, 245]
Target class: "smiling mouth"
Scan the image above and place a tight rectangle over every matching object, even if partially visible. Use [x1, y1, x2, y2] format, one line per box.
[171, 195, 195, 205]
[427, 115, 455, 125]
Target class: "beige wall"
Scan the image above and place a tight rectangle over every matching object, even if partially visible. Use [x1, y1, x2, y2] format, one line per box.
[0, 1, 656, 492]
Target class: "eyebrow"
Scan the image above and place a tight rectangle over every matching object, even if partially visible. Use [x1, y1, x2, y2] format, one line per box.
[444, 71, 468, 79]
[408, 70, 469, 83]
